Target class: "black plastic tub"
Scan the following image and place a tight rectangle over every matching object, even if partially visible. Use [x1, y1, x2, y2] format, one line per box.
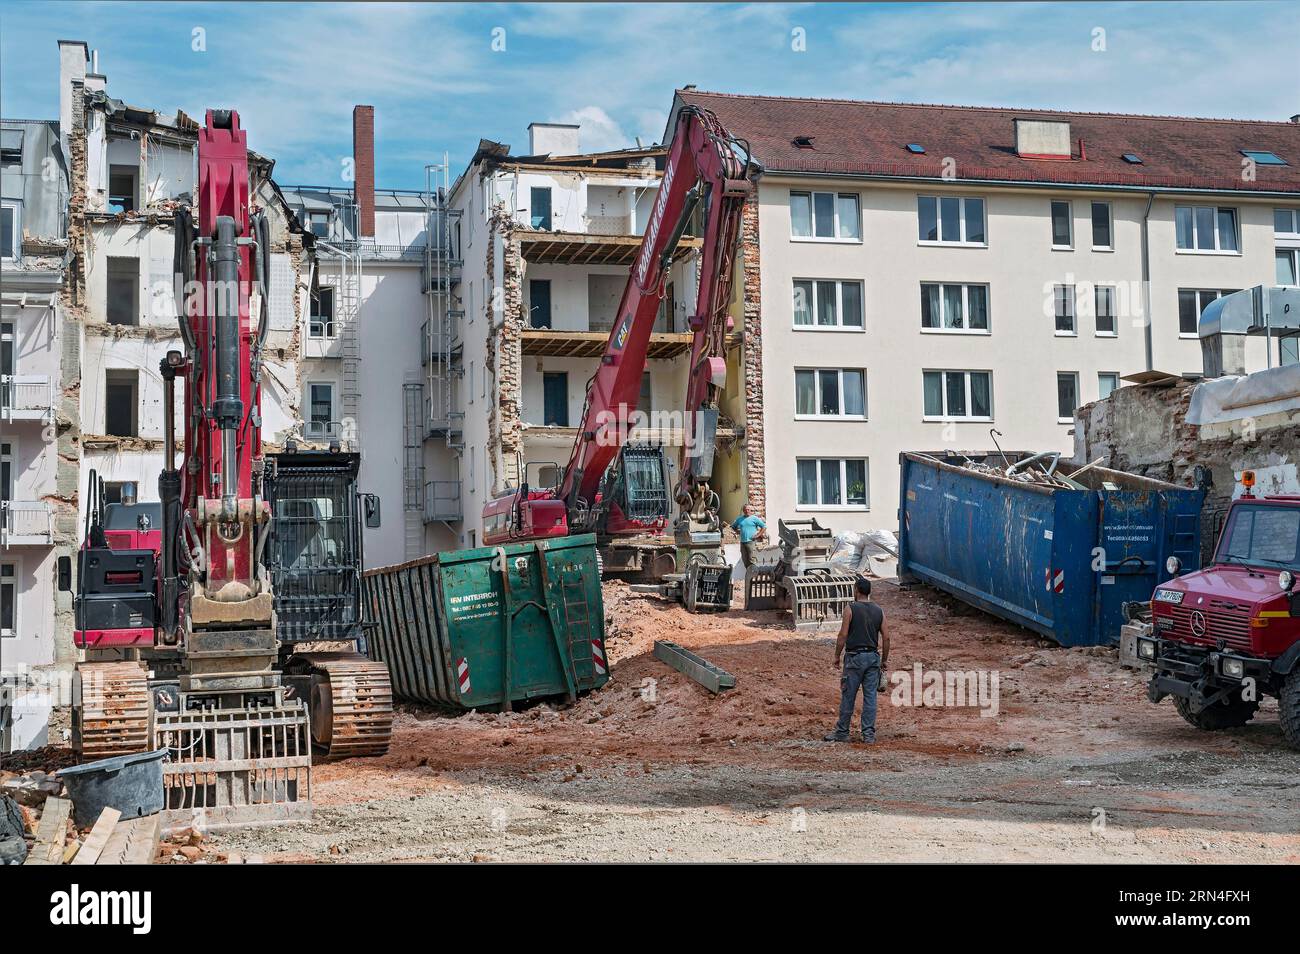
[57, 749, 167, 828]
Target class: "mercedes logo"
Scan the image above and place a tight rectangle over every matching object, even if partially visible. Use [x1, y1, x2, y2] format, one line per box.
[1190, 610, 1207, 637]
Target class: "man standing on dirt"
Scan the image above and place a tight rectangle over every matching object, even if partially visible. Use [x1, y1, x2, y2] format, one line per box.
[732, 504, 767, 568]
[825, 577, 889, 744]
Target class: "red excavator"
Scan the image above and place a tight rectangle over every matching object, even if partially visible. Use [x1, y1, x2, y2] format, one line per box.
[60, 111, 392, 827]
[482, 105, 757, 608]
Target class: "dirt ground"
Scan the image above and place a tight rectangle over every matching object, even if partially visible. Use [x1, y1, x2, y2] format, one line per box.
[203, 579, 1300, 863]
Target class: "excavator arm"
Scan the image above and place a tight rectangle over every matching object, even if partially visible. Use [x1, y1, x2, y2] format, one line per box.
[558, 105, 756, 516]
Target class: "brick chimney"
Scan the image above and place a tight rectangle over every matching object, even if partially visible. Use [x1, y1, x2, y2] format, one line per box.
[352, 105, 376, 239]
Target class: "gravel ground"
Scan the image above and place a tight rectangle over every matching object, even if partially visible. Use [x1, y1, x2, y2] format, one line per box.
[206, 580, 1300, 863]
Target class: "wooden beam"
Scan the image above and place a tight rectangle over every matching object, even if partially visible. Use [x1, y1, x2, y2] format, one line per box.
[71, 806, 121, 865]
[24, 796, 71, 865]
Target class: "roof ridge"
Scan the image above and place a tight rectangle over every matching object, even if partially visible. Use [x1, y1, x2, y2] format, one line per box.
[678, 89, 1300, 128]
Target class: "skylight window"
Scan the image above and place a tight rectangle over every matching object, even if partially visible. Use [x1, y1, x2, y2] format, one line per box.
[907, 143, 926, 154]
[1241, 149, 1287, 166]
[793, 135, 815, 149]
[1122, 153, 1143, 164]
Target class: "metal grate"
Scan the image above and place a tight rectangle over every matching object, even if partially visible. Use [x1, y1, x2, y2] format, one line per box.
[156, 703, 311, 829]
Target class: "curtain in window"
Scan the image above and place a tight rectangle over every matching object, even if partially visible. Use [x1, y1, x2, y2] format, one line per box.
[837, 195, 860, 239]
[820, 459, 842, 506]
[842, 371, 865, 416]
[790, 193, 812, 238]
[1217, 209, 1238, 251]
[840, 282, 863, 327]
[945, 371, 967, 416]
[970, 373, 991, 418]
[796, 460, 817, 505]
[795, 370, 816, 415]
[1195, 207, 1216, 250]
[967, 286, 988, 330]
[1176, 207, 1194, 249]
[816, 281, 838, 325]
[943, 284, 964, 328]
[923, 371, 943, 416]
[845, 460, 867, 507]
[921, 284, 940, 328]
[793, 280, 813, 325]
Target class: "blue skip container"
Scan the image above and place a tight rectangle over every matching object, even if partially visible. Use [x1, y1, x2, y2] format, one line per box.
[898, 451, 1204, 647]
[58, 748, 167, 828]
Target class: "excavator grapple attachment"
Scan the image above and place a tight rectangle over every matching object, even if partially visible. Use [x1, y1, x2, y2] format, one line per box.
[743, 519, 855, 630]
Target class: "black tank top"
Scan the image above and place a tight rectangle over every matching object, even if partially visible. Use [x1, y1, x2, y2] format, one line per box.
[846, 601, 883, 653]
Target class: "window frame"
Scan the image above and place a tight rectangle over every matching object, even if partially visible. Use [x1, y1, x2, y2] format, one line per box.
[1094, 284, 1117, 337]
[1177, 288, 1238, 338]
[1090, 200, 1113, 250]
[308, 381, 335, 426]
[791, 278, 865, 331]
[917, 194, 987, 247]
[919, 282, 990, 335]
[922, 369, 993, 422]
[1175, 204, 1240, 255]
[793, 367, 868, 420]
[795, 457, 870, 511]
[1057, 371, 1080, 423]
[529, 187, 553, 231]
[1050, 200, 1073, 250]
[788, 190, 862, 243]
[309, 286, 336, 339]
[0, 201, 20, 262]
[1098, 371, 1120, 401]
[1053, 283, 1077, 336]
[0, 561, 15, 639]
[106, 256, 140, 327]
[103, 369, 139, 438]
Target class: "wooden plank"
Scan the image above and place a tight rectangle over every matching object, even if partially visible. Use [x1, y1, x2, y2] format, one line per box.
[653, 640, 736, 694]
[23, 796, 71, 865]
[97, 813, 162, 865]
[71, 806, 121, 865]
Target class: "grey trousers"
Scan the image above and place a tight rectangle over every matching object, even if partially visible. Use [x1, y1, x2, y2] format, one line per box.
[834, 650, 880, 740]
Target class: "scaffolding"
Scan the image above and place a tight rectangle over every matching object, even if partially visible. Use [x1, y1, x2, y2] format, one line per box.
[314, 196, 362, 450]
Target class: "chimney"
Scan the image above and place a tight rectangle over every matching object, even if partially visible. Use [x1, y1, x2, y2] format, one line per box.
[352, 105, 376, 239]
[528, 122, 580, 157]
[58, 40, 90, 148]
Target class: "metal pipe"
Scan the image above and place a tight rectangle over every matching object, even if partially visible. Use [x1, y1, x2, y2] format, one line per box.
[1141, 192, 1155, 372]
[211, 215, 244, 518]
[158, 356, 182, 642]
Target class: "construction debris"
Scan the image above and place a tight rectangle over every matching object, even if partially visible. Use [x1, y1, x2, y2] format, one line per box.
[23, 795, 72, 865]
[653, 640, 736, 693]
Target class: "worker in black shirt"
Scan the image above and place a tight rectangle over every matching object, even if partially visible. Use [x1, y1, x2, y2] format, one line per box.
[825, 576, 889, 744]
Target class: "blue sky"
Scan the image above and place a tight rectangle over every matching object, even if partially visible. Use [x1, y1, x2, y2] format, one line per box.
[2, 1, 1296, 190]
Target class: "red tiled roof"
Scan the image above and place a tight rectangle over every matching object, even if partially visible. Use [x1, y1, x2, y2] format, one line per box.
[677, 90, 1300, 194]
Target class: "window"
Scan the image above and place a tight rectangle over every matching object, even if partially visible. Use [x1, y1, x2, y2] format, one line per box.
[1278, 250, 1299, 286]
[1220, 504, 1300, 566]
[1276, 209, 1300, 237]
[1057, 372, 1079, 422]
[305, 211, 331, 238]
[107, 257, 139, 326]
[542, 372, 568, 426]
[0, 202, 18, 260]
[530, 187, 552, 230]
[1241, 150, 1288, 166]
[792, 279, 863, 329]
[795, 369, 866, 418]
[1098, 372, 1120, 400]
[917, 195, 985, 245]
[1091, 201, 1113, 249]
[1053, 284, 1076, 334]
[1050, 200, 1072, 248]
[1, 563, 14, 639]
[1178, 288, 1238, 336]
[1, 321, 13, 410]
[796, 458, 868, 509]
[1, 440, 11, 503]
[1122, 153, 1143, 165]
[1276, 209, 1300, 286]
[789, 191, 860, 240]
[1094, 285, 1117, 336]
[108, 165, 137, 214]
[309, 382, 334, 424]
[104, 369, 138, 437]
[310, 286, 335, 338]
[528, 279, 552, 328]
[920, 283, 989, 333]
[1175, 205, 1238, 252]
[923, 370, 992, 420]
[101, 481, 126, 505]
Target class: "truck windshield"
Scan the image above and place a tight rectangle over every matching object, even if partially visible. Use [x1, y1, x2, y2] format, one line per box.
[1215, 504, 1300, 570]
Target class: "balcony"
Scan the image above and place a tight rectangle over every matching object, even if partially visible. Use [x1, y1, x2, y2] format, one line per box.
[518, 231, 701, 267]
[0, 375, 54, 424]
[1, 500, 54, 546]
[423, 480, 463, 524]
[304, 328, 343, 360]
[584, 214, 633, 236]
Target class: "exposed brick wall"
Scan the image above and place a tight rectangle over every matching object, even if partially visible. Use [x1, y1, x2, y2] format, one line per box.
[484, 204, 523, 493]
[352, 105, 376, 239]
[740, 194, 766, 514]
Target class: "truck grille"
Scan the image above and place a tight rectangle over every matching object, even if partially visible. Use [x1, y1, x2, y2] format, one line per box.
[1164, 602, 1253, 650]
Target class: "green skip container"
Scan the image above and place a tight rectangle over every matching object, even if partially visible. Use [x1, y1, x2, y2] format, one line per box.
[362, 534, 609, 710]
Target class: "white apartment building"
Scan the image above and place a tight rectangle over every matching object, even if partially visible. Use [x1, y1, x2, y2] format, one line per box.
[670, 90, 1300, 533]
[1, 115, 68, 749]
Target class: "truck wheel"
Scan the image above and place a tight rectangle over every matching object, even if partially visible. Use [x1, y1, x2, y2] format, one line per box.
[1173, 695, 1258, 731]
[1280, 671, 1300, 751]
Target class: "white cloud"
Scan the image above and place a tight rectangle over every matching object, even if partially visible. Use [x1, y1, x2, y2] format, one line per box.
[551, 106, 630, 153]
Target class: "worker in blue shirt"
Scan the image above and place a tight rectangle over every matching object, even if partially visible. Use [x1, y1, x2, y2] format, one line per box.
[732, 504, 767, 568]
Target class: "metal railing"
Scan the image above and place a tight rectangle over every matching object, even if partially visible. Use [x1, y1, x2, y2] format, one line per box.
[0, 500, 54, 545]
[423, 480, 462, 523]
[303, 420, 343, 441]
[0, 376, 54, 422]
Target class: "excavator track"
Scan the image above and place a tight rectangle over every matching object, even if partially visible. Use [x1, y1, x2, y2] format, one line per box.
[74, 661, 152, 761]
[299, 653, 393, 760]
